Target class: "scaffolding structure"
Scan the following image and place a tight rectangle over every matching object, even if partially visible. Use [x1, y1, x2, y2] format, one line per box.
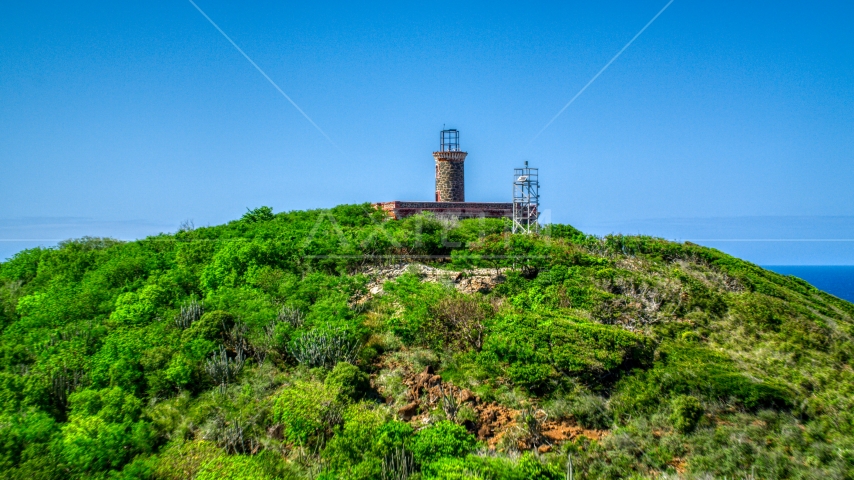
[512, 161, 539, 234]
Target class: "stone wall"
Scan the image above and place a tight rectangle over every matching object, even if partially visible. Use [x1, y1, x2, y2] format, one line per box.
[433, 151, 467, 202]
[373, 201, 513, 220]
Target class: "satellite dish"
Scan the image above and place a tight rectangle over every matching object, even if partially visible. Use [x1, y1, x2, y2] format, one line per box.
[517, 175, 529, 182]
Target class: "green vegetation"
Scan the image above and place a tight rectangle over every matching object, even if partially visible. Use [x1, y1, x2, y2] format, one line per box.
[0, 204, 853, 479]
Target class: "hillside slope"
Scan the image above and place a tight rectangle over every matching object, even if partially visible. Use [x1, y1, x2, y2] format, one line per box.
[0, 204, 852, 479]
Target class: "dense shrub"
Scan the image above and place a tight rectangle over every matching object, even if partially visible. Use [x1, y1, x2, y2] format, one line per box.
[110, 284, 169, 325]
[381, 273, 447, 346]
[569, 394, 612, 429]
[670, 395, 703, 433]
[481, 313, 654, 392]
[194, 450, 299, 480]
[182, 310, 235, 343]
[612, 342, 791, 415]
[321, 404, 406, 479]
[410, 421, 477, 466]
[423, 453, 562, 480]
[150, 441, 221, 480]
[0, 410, 59, 477]
[272, 380, 340, 446]
[325, 362, 370, 402]
[60, 387, 155, 476]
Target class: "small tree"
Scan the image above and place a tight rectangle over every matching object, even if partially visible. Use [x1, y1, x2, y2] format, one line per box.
[429, 296, 491, 351]
[242, 206, 275, 223]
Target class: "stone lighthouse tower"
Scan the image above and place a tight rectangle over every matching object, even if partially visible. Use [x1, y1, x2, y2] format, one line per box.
[433, 129, 467, 202]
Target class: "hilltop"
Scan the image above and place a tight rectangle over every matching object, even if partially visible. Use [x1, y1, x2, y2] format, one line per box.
[1, 204, 852, 479]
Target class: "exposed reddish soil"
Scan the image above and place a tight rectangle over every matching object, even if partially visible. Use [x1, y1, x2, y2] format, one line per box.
[667, 457, 687, 474]
[375, 362, 606, 450]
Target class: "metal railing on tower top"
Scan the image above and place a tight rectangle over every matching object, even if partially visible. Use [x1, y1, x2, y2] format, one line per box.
[440, 129, 460, 152]
[512, 161, 539, 234]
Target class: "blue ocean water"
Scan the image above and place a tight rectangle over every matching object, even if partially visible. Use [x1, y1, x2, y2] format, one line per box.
[764, 266, 854, 303]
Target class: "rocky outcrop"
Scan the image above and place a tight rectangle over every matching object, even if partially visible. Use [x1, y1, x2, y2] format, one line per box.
[354, 263, 507, 305]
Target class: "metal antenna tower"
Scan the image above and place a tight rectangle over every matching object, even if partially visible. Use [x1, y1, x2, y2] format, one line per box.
[512, 161, 539, 234]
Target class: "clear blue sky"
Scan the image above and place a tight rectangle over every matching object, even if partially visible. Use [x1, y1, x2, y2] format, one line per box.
[1, 1, 852, 263]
